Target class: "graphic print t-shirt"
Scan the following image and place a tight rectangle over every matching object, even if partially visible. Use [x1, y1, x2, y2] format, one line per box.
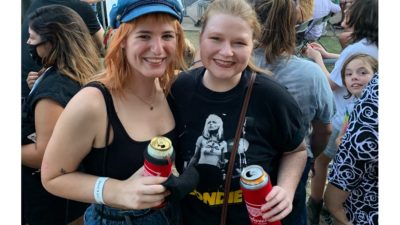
[169, 67, 305, 225]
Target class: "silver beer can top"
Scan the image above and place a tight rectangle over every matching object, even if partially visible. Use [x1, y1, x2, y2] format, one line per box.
[240, 165, 268, 189]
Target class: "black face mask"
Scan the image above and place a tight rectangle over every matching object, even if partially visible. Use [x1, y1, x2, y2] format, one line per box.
[28, 42, 45, 67]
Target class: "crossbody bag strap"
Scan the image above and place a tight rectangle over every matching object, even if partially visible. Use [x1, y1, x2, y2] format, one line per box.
[220, 71, 257, 225]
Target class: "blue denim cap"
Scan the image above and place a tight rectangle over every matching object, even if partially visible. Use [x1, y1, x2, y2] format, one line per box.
[109, 0, 183, 28]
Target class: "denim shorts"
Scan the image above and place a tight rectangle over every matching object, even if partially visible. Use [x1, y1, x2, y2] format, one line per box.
[323, 128, 340, 159]
[84, 202, 180, 225]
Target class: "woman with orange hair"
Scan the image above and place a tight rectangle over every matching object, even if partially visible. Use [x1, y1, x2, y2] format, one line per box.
[40, 0, 187, 224]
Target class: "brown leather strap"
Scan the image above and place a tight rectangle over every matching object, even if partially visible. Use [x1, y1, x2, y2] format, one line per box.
[220, 71, 256, 225]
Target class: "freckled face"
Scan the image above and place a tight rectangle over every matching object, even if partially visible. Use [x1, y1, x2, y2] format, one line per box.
[200, 14, 254, 83]
[123, 18, 177, 78]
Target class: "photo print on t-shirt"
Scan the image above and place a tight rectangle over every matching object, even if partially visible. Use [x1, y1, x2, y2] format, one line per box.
[187, 114, 250, 182]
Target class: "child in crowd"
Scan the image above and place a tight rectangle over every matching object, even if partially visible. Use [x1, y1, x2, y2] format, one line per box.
[335, 53, 378, 146]
[303, 0, 378, 223]
[325, 73, 379, 225]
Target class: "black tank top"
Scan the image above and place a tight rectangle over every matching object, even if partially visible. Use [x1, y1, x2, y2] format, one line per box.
[82, 82, 178, 180]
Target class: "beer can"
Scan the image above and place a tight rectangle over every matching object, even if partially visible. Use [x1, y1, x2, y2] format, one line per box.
[240, 165, 281, 225]
[143, 136, 174, 177]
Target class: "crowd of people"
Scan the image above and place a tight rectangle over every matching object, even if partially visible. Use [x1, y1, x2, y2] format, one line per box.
[21, 0, 378, 225]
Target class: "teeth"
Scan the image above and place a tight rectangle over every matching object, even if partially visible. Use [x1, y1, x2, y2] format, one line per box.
[146, 58, 163, 63]
[215, 59, 234, 66]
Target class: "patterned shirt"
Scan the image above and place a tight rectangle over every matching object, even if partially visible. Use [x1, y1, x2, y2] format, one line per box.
[328, 74, 378, 225]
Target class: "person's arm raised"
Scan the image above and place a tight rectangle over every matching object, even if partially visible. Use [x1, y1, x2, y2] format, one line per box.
[303, 44, 340, 91]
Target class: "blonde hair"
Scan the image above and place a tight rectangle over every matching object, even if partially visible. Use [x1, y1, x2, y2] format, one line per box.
[94, 13, 186, 95]
[183, 38, 196, 68]
[200, 0, 267, 74]
[203, 114, 224, 140]
[297, 0, 314, 23]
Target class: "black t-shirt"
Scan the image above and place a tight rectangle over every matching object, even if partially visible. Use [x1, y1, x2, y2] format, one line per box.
[22, 67, 81, 144]
[21, 0, 101, 98]
[21, 67, 87, 225]
[168, 67, 305, 225]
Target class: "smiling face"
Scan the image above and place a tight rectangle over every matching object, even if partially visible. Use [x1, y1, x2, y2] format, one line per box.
[123, 17, 177, 79]
[344, 58, 374, 98]
[200, 13, 254, 89]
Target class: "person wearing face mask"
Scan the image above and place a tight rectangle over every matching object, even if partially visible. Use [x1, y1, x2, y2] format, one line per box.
[21, 0, 104, 103]
[21, 5, 99, 225]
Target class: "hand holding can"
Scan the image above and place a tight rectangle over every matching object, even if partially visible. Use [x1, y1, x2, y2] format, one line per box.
[240, 165, 281, 225]
[143, 136, 174, 208]
[143, 136, 174, 177]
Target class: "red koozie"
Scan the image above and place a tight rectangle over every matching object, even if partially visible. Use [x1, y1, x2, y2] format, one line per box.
[240, 165, 281, 225]
[143, 136, 174, 177]
[143, 136, 174, 208]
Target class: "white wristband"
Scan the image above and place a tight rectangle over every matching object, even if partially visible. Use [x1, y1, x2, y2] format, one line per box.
[94, 177, 108, 205]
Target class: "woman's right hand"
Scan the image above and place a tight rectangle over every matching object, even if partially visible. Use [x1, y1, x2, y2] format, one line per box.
[308, 42, 330, 58]
[303, 44, 323, 61]
[26, 71, 41, 89]
[106, 167, 170, 210]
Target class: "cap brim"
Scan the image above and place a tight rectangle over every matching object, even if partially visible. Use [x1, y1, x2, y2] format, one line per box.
[121, 5, 181, 23]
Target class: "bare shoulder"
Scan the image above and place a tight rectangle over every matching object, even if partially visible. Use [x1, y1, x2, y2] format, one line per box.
[66, 86, 106, 114]
[61, 86, 108, 129]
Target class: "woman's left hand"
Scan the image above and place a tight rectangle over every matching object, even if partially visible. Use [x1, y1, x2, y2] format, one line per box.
[260, 186, 293, 222]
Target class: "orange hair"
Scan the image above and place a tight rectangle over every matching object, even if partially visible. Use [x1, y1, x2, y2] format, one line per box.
[94, 13, 186, 95]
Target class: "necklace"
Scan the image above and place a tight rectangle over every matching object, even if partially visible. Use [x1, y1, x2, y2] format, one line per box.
[133, 91, 157, 110]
